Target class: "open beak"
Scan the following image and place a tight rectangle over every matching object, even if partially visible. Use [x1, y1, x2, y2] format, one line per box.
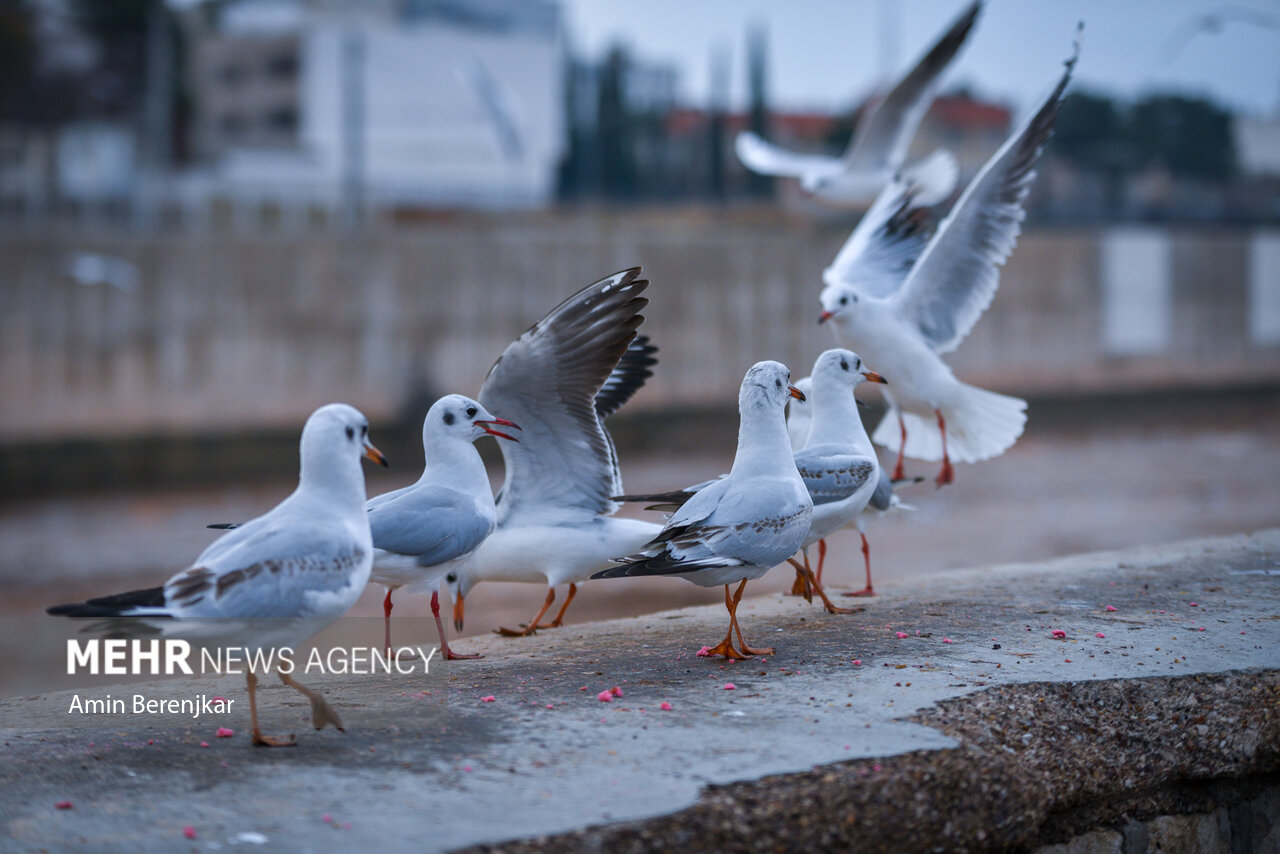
[453, 593, 465, 633]
[863, 370, 888, 385]
[818, 311, 834, 325]
[788, 385, 806, 402]
[478, 417, 521, 442]
[362, 441, 389, 468]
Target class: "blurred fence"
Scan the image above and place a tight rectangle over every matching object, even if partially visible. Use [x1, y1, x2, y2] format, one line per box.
[2, 214, 1279, 443]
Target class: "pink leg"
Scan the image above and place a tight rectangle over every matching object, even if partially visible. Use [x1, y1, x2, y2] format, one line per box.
[935, 409, 954, 487]
[431, 589, 481, 660]
[815, 539, 828, 587]
[843, 533, 876, 597]
[892, 414, 907, 481]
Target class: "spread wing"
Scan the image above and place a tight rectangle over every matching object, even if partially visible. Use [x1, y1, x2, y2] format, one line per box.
[735, 131, 841, 178]
[480, 268, 649, 523]
[844, 1, 982, 172]
[889, 38, 1076, 353]
[823, 175, 938, 299]
[793, 448, 877, 506]
[595, 334, 658, 420]
[367, 486, 493, 567]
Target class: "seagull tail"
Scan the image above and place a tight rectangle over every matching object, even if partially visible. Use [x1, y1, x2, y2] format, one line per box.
[872, 384, 1026, 464]
[903, 149, 959, 207]
[47, 586, 169, 618]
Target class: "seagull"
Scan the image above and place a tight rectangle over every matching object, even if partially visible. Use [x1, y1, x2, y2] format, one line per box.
[593, 361, 812, 660]
[818, 32, 1079, 486]
[734, 0, 981, 206]
[783, 349, 886, 610]
[48, 404, 387, 747]
[366, 394, 519, 661]
[443, 270, 663, 638]
[788, 365, 922, 598]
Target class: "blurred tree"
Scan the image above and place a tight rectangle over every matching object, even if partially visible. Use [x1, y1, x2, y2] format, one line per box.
[745, 22, 772, 199]
[598, 45, 637, 200]
[1126, 94, 1236, 180]
[69, 0, 156, 115]
[1052, 90, 1124, 166]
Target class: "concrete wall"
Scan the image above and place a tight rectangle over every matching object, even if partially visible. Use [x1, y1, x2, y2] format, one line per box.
[2, 217, 1279, 442]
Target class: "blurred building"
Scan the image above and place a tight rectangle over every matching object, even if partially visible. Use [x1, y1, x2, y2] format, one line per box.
[182, 0, 567, 212]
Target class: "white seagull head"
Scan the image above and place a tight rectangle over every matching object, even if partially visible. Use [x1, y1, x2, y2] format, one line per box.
[740, 360, 805, 416]
[811, 348, 888, 390]
[298, 403, 387, 493]
[425, 394, 520, 448]
[817, 283, 861, 326]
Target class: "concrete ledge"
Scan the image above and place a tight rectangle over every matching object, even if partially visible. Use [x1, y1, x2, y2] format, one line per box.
[2, 530, 1278, 852]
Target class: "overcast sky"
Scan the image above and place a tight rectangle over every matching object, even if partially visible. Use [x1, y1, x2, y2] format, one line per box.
[557, 0, 1280, 118]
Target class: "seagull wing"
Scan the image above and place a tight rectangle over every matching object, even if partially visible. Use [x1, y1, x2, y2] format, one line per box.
[823, 176, 938, 299]
[735, 131, 841, 178]
[367, 486, 493, 567]
[480, 269, 649, 523]
[793, 448, 877, 506]
[844, 0, 982, 172]
[888, 39, 1076, 354]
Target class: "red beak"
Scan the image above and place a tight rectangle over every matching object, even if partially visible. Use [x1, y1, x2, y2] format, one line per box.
[818, 311, 834, 324]
[478, 417, 521, 442]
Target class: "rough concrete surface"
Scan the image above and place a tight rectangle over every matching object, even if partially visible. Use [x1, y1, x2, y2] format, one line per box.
[2, 529, 1278, 852]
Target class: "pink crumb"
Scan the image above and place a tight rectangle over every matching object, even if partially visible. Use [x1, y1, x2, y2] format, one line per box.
[942, 638, 954, 644]
[1189, 602, 1199, 607]
[480, 696, 496, 703]
[610, 686, 623, 697]
[1105, 605, 1117, 612]
[1095, 632, 1106, 638]
[322, 814, 332, 823]
[342, 822, 352, 830]
[1051, 630, 1066, 639]
[1196, 627, 1206, 632]
[183, 826, 196, 840]
[215, 727, 234, 738]
[462, 766, 472, 772]
[659, 702, 672, 711]
[895, 632, 908, 639]
[199, 741, 210, 748]
[723, 683, 736, 690]
[873, 764, 882, 772]
[1065, 658, 1073, 663]
[851, 660, 862, 666]
[55, 801, 72, 810]
[546, 704, 554, 709]
[695, 646, 713, 657]
[211, 696, 227, 703]
[597, 691, 613, 702]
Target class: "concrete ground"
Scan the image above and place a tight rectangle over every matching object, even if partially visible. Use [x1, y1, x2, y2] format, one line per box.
[2, 529, 1277, 852]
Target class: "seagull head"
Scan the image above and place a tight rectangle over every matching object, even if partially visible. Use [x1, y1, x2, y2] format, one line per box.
[298, 403, 387, 493]
[444, 568, 476, 632]
[812, 348, 887, 390]
[741, 360, 804, 415]
[427, 394, 520, 446]
[817, 284, 859, 325]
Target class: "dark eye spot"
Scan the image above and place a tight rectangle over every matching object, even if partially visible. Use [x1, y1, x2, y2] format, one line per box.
[465, 406, 477, 419]
[361, 424, 368, 437]
[839, 295, 848, 305]
[775, 379, 782, 389]
[840, 359, 849, 371]
[446, 572, 457, 583]
[345, 427, 354, 440]
[443, 412, 455, 426]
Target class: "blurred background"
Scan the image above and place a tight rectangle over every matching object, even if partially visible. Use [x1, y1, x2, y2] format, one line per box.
[1, 0, 1278, 652]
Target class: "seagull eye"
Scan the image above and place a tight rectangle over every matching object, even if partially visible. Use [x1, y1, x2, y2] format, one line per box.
[466, 406, 477, 419]
[443, 412, 455, 426]
[840, 359, 848, 371]
[361, 424, 368, 437]
[446, 572, 457, 583]
[775, 379, 782, 389]
[839, 295, 849, 306]
[345, 427, 354, 440]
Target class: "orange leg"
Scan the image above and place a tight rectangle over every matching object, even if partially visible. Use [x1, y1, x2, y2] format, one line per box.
[382, 586, 398, 655]
[247, 671, 296, 747]
[534, 583, 577, 629]
[702, 584, 752, 660]
[843, 533, 876, 597]
[728, 579, 775, 656]
[815, 539, 828, 587]
[787, 556, 814, 602]
[892, 414, 907, 481]
[496, 587, 556, 637]
[796, 550, 860, 615]
[431, 589, 481, 660]
[935, 409, 954, 486]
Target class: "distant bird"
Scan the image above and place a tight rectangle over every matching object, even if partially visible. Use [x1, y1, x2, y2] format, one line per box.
[443, 271, 663, 638]
[1160, 4, 1280, 63]
[594, 361, 813, 660]
[819, 31, 1079, 486]
[734, 0, 981, 206]
[366, 395, 519, 661]
[49, 404, 387, 747]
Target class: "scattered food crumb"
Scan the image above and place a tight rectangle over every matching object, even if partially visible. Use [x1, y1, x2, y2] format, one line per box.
[895, 632, 908, 639]
[1096, 632, 1106, 638]
[695, 646, 713, 657]
[463, 766, 472, 773]
[215, 727, 234, 738]
[659, 702, 672, 711]
[597, 691, 614, 703]
[723, 683, 736, 690]
[852, 659, 862, 666]
[480, 696, 496, 703]
[199, 741, 210, 748]
[1105, 605, 1117, 612]
[610, 686, 623, 697]
[342, 822, 352, 830]
[1051, 630, 1066, 639]
[942, 638, 954, 644]
[183, 826, 196, 840]
[322, 815, 333, 823]
[55, 801, 72, 810]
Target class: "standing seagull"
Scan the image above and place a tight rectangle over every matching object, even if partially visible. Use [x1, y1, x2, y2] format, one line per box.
[445, 270, 663, 637]
[594, 361, 812, 660]
[48, 404, 386, 747]
[785, 349, 886, 608]
[734, 0, 980, 206]
[819, 34, 1079, 485]
[366, 394, 519, 660]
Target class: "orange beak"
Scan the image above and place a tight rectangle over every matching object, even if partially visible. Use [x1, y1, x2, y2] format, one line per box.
[788, 385, 806, 402]
[452, 592, 465, 633]
[863, 371, 888, 385]
[818, 311, 834, 324]
[363, 443, 389, 467]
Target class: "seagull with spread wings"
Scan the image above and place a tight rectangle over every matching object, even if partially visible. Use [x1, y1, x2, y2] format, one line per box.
[818, 32, 1079, 486]
[734, 0, 981, 206]
[49, 404, 387, 747]
[442, 270, 662, 637]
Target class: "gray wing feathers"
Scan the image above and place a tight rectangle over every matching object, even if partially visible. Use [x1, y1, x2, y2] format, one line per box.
[891, 43, 1075, 354]
[869, 468, 895, 512]
[794, 450, 876, 506]
[368, 489, 493, 566]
